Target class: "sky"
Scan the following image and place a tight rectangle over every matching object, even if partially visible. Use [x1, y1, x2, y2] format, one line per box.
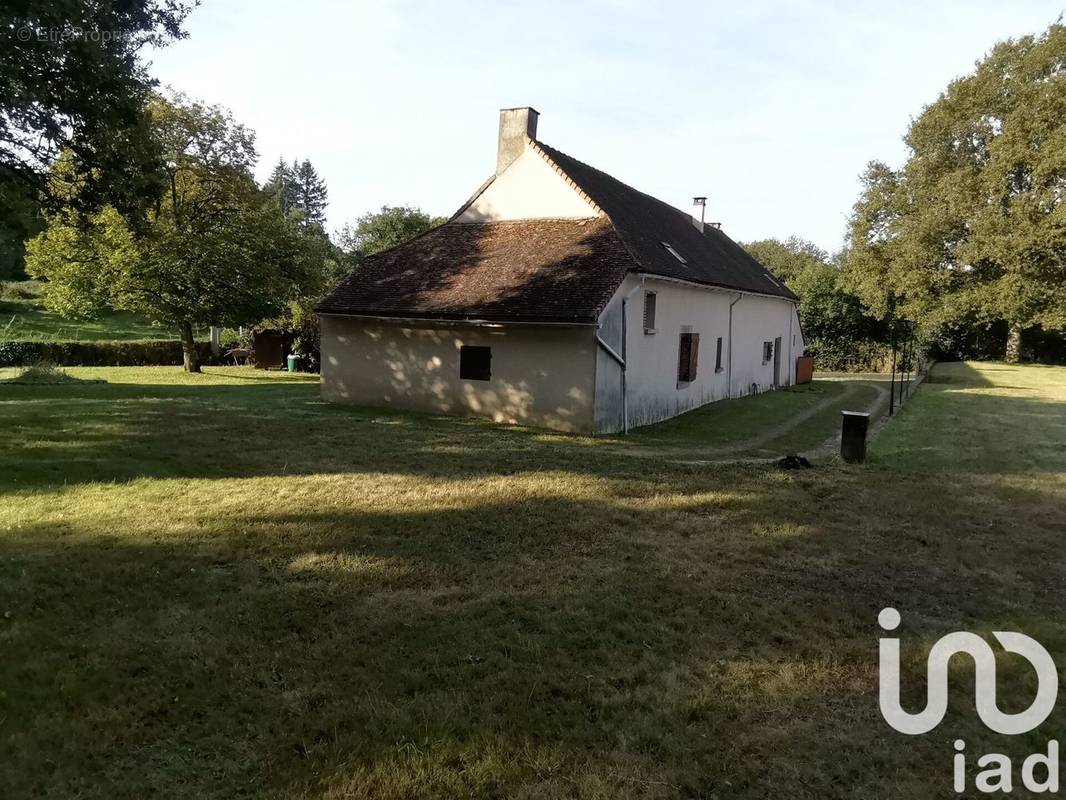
[148, 0, 1065, 253]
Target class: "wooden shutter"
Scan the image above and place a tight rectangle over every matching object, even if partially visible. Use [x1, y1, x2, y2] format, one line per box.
[677, 334, 691, 382]
[678, 333, 699, 382]
[643, 292, 656, 331]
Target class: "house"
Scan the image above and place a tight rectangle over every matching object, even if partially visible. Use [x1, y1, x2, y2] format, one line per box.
[316, 107, 804, 433]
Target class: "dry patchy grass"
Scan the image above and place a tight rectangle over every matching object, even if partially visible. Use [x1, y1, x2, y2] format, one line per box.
[1, 362, 1065, 798]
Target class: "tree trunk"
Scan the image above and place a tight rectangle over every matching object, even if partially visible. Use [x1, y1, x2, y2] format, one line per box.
[1005, 322, 1023, 363]
[180, 320, 201, 373]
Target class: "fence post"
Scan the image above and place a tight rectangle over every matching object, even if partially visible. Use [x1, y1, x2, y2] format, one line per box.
[888, 330, 897, 416]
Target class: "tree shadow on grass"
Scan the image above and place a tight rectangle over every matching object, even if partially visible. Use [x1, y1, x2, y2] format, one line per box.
[0, 382, 627, 493]
[4, 465, 1066, 799]
[6, 369, 1065, 497]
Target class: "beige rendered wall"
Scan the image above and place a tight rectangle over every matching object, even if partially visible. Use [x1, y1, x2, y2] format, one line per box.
[320, 315, 599, 433]
[456, 147, 598, 222]
[594, 275, 803, 432]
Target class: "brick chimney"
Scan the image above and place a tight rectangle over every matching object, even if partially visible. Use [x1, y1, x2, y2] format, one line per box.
[497, 107, 539, 175]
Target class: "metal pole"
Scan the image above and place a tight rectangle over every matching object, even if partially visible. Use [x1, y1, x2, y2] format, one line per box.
[889, 326, 897, 416]
[904, 329, 911, 402]
[905, 333, 911, 400]
[903, 332, 912, 403]
[904, 329, 913, 400]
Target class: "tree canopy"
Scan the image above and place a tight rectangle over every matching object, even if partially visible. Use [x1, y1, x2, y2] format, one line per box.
[843, 21, 1066, 361]
[336, 205, 443, 261]
[26, 95, 323, 372]
[263, 157, 328, 227]
[744, 236, 832, 285]
[2, 0, 193, 220]
[744, 237, 887, 370]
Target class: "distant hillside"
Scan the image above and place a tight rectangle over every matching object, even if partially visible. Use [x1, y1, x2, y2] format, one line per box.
[1, 282, 176, 342]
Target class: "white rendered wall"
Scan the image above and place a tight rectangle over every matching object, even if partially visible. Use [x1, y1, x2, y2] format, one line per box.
[321, 315, 599, 433]
[594, 275, 803, 432]
[455, 147, 599, 222]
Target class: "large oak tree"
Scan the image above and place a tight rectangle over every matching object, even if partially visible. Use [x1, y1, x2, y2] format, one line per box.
[844, 22, 1066, 361]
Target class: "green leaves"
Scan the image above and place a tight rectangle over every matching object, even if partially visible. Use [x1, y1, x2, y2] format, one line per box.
[25, 95, 328, 368]
[743, 237, 884, 352]
[844, 22, 1066, 358]
[336, 205, 444, 261]
[1, 0, 193, 218]
[263, 157, 328, 227]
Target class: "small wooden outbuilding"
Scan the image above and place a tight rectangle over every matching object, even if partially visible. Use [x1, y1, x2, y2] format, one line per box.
[252, 329, 293, 370]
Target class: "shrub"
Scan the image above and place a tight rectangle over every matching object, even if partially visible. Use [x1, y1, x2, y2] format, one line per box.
[0, 280, 42, 300]
[0, 339, 216, 367]
[219, 327, 251, 350]
[805, 338, 893, 372]
[1, 361, 105, 385]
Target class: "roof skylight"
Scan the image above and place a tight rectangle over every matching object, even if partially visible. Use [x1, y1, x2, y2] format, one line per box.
[660, 242, 687, 265]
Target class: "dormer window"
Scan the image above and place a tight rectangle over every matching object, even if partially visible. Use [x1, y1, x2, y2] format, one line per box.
[660, 242, 687, 265]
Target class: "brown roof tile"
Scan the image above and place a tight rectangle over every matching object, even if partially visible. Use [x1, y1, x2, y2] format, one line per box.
[532, 141, 798, 301]
[316, 217, 633, 323]
[319, 137, 798, 322]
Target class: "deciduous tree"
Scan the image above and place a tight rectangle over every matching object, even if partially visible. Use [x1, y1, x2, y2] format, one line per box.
[26, 95, 319, 372]
[2, 0, 193, 220]
[336, 205, 443, 261]
[844, 22, 1066, 361]
[744, 236, 885, 369]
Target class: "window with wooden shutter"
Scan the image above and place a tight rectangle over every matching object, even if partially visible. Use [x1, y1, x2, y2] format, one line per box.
[643, 291, 657, 333]
[715, 336, 724, 372]
[763, 340, 774, 364]
[678, 332, 699, 383]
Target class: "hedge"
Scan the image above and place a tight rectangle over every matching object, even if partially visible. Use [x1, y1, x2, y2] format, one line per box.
[804, 338, 893, 373]
[0, 339, 215, 367]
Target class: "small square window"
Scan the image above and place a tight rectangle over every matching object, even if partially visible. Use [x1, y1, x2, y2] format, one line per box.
[643, 291, 657, 333]
[460, 345, 491, 381]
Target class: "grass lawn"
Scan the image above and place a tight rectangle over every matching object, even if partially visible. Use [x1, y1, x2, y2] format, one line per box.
[2, 362, 1065, 798]
[0, 297, 178, 342]
[619, 378, 883, 458]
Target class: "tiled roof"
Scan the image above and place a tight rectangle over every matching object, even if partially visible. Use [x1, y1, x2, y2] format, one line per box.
[531, 141, 798, 301]
[318, 138, 797, 322]
[315, 217, 632, 323]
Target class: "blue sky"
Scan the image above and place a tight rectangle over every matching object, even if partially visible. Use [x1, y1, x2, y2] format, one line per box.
[149, 1, 1065, 253]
